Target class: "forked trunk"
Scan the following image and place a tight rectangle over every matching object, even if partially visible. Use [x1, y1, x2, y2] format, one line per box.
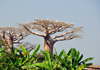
[43, 33, 54, 54]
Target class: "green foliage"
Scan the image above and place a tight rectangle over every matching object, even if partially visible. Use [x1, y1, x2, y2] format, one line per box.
[0, 41, 1, 45]
[0, 41, 94, 70]
[54, 48, 94, 70]
[21, 45, 27, 53]
[0, 42, 40, 70]
[31, 44, 40, 58]
[33, 50, 63, 70]
[0, 46, 5, 52]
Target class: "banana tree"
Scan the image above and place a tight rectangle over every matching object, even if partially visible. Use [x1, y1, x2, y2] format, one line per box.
[54, 47, 94, 70]
[11, 44, 40, 70]
[0, 40, 40, 70]
[33, 49, 65, 70]
[67, 48, 93, 69]
[0, 41, 19, 70]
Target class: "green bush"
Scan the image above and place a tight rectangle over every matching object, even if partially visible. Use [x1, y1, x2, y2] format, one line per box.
[0, 41, 40, 70]
[0, 41, 94, 70]
[54, 47, 94, 70]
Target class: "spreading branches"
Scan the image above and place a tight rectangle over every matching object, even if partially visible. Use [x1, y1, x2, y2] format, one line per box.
[13, 36, 23, 43]
[18, 19, 82, 43]
[54, 34, 82, 43]
[18, 19, 75, 35]
[18, 23, 44, 37]
[53, 26, 83, 39]
[0, 26, 30, 45]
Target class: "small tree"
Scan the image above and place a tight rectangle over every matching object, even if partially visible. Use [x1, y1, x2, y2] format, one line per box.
[19, 19, 82, 54]
[0, 27, 30, 53]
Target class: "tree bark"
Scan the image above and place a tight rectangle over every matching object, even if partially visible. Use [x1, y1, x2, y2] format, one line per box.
[43, 33, 54, 54]
[6, 37, 13, 54]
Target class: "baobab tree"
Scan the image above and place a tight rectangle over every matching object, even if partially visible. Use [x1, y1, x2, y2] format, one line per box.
[19, 19, 83, 54]
[0, 27, 30, 53]
[0, 35, 8, 48]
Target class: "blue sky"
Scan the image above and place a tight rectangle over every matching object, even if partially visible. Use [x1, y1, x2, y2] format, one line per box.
[0, 0, 100, 65]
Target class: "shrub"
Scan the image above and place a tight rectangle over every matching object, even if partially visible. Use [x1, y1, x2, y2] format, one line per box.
[0, 41, 94, 70]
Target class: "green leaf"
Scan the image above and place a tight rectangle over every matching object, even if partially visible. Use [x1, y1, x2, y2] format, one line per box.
[70, 48, 76, 59]
[14, 49, 17, 54]
[31, 44, 40, 57]
[72, 50, 80, 67]
[22, 59, 29, 65]
[76, 50, 80, 60]
[34, 63, 46, 68]
[83, 63, 93, 68]
[0, 47, 5, 52]
[77, 64, 84, 69]
[59, 50, 64, 58]
[16, 48, 24, 57]
[63, 50, 67, 60]
[21, 65, 36, 69]
[19, 58, 23, 66]
[46, 50, 51, 67]
[28, 51, 30, 54]
[78, 54, 83, 63]
[21, 45, 27, 52]
[82, 57, 94, 63]
[41, 50, 48, 61]
[54, 47, 57, 56]
[60, 67, 67, 70]
[0, 41, 1, 45]
[14, 60, 20, 66]
[11, 46, 14, 53]
[67, 48, 72, 56]
[27, 57, 35, 64]
[72, 60, 78, 67]
[1, 52, 6, 56]
[55, 56, 66, 66]
[71, 68, 74, 70]
[51, 59, 57, 69]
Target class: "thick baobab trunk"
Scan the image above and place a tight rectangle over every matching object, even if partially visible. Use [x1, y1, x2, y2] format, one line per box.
[6, 37, 13, 54]
[43, 34, 54, 54]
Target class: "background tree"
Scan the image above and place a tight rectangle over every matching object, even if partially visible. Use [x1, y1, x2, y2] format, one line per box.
[16, 42, 36, 52]
[0, 35, 8, 48]
[19, 19, 83, 54]
[0, 27, 30, 53]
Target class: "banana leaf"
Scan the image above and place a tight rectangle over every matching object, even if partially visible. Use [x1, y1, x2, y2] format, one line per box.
[31, 44, 40, 58]
[21, 64, 36, 69]
[54, 47, 57, 56]
[21, 45, 27, 53]
[41, 50, 48, 61]
[0, 41, 1, 45]
[82, 57, 94, 63]
[0, 47, 5, 52]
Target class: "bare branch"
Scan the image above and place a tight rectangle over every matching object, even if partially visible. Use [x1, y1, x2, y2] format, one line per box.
[13, 33, 22, 39]
[54, 34, 81, 43]
[16, 42, 36, 52]
[48, 22, 74, 34]
[53, 31, 72, 39]
[13, 36, 23, 43]
[18, 23, 44, 37]
[53, 26, 83, 39]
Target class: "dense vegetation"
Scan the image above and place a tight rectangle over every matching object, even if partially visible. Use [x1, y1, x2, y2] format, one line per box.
[0, 41, 93, 70]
